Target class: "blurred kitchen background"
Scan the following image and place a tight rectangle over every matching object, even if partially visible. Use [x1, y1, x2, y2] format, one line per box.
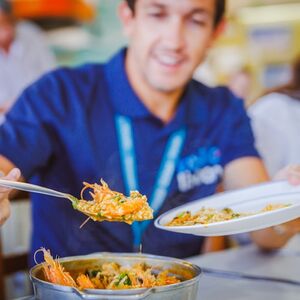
[1, 0, 300, 299]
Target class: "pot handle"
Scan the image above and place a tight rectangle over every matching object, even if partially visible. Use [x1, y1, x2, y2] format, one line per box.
[75, 288, 153, 300]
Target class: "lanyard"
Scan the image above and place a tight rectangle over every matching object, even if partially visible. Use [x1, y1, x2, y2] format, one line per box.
[115, 115, 186, 249]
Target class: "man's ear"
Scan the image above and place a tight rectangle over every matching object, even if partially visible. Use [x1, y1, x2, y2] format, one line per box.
[207, 18, 226, 48]
[118, 0, 135, 37]
[212, 18, 226, 41]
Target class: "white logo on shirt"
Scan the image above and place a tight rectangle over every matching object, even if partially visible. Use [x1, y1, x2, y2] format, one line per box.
[177, 165, 223, 192]
[176, 146, 223, 192]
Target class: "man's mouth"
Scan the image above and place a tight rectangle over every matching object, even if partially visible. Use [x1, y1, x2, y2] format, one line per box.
[154, 54, 185, 69]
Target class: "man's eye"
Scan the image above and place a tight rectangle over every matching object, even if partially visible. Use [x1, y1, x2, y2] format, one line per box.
[147, 11, 165, 18]
[189, 14, 208, 26]
[191, 16, 208, 26]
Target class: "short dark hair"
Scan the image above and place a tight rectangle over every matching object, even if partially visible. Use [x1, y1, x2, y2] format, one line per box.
[125, 0, 226, 27]
[0, 0, 12, 15]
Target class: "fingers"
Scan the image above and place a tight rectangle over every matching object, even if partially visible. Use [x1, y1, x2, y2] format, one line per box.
[5, 168, 21, 180]
[273, 165, 289, 181]
[286, 165, 300, 185]
[0, 197, 10, 226]
[0, 168, 21, 226]
[0, 168, 21, 193]
[274, 164, 300, 185]
[283, 218, 300, 234]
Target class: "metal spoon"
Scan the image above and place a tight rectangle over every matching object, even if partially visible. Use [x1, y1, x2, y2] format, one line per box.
[0, 179, 153, 224]
[0, 179, 79, 207]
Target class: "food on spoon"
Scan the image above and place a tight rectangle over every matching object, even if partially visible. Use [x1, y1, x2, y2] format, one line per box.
[166, 204, 290, 226]
[72, 179, 153, 224]
[40, 248, 181, 290]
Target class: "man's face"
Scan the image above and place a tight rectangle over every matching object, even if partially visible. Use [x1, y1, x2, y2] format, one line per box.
[121, 0, 218, 93]
[0, 11, 15, 51]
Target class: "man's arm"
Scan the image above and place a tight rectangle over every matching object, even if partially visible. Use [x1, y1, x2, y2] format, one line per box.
[0, 155, 23, 226]
[223, 157, 300, 250]
[223, 156, 269, 190]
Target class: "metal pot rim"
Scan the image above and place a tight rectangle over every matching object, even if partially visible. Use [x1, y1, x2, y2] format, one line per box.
[30, 252, 202, 296]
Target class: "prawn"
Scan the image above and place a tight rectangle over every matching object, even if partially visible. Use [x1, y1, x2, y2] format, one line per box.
[76, 274, 95, 289]
[39, 248, 77, 287]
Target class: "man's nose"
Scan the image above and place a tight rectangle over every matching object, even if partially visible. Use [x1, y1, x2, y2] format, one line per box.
[162, 17, 185, 51]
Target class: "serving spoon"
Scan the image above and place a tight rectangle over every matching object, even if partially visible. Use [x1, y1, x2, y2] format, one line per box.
[0, 179, 153, 224]
[0, 178, 79, 207]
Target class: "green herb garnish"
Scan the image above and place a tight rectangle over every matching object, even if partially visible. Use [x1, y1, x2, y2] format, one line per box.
[114, 273, 132, 286]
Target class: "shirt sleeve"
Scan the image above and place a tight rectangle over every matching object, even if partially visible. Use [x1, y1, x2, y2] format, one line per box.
[0, 75, 55, 180]
[222, 95, 260, 166]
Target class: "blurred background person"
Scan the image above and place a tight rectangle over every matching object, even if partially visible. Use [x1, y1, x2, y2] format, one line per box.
[0, 0, 56, 123]
[238, 57, 300, 248]
[0, 1, 56, 297]
[249, 56, 300, 178]
[249, 54, 300, 255]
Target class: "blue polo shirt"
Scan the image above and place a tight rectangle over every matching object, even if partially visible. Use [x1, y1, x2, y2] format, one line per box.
[0, 48, 259, 265]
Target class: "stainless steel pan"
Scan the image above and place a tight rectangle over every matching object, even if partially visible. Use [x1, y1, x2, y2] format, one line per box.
[28, 252, 201, 300]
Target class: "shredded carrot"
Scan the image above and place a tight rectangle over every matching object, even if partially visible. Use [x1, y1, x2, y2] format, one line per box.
[74, 179, 153, 224]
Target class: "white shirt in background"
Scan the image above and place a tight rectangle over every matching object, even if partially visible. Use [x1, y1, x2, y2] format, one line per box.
[0, 21, 56, 117]
[0, 21, 56, 256]
[248, 92, 300, 177]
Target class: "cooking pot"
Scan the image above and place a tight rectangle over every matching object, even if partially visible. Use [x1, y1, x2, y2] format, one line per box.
[26, 252, 201, 300]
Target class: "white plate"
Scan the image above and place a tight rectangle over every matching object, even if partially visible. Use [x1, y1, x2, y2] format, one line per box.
[154, 181, 300, 236]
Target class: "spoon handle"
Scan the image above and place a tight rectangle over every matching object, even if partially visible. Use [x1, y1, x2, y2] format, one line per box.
[0, 179, 70, 199]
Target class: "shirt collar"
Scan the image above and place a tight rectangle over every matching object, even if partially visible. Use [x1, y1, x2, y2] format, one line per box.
[183, 80, 209, 125]
[104, 48, 150, 118]
[104, 48, 208, 126]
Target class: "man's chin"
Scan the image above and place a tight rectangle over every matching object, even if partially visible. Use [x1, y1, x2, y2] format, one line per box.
[148, 79, 188, 94]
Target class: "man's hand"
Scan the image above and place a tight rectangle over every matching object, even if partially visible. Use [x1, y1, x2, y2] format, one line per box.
[251, 164, 300, 250]
[0, 168, 21, 226]
[274, 164, 300, 185]
[274, 165, 300, 241]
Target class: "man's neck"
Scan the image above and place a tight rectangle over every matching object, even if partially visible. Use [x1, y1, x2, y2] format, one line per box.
[125, 54, 183, 124]
[139, 88, 182, 124]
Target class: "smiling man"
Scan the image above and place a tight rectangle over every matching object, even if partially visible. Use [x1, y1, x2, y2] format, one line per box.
[123, 0, 222, 121]
[0, 0, 299, 263]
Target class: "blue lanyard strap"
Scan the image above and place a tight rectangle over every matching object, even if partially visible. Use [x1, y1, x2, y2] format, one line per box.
[115, 115, 139, 194]
[115, 115, 186, 248]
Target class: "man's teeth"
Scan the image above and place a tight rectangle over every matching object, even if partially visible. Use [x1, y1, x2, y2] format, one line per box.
[158, 56, 182, 65]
